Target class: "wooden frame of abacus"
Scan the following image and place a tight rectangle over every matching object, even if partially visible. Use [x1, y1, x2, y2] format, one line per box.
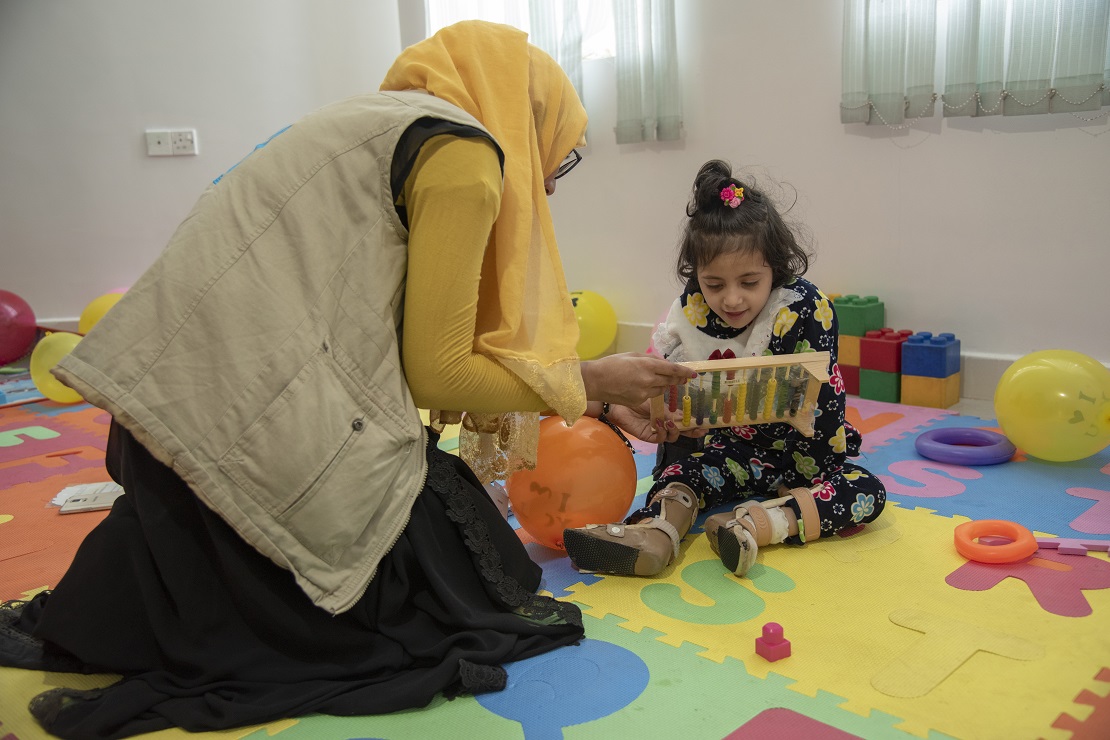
[649, 352, 831, 437]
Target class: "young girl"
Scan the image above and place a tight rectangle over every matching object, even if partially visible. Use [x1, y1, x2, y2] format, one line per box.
[563, 160, 886, 578]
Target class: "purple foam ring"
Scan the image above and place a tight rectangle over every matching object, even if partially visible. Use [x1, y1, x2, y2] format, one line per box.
[914, 428, 1016, 466]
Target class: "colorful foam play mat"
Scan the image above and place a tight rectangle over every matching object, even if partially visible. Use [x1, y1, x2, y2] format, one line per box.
[1, 397, 1108, 739]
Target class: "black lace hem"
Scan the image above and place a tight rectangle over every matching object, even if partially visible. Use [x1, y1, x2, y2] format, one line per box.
[424, 447, 582, 629]
[456, 659, 507, 695]
[0, 596, 99, 674]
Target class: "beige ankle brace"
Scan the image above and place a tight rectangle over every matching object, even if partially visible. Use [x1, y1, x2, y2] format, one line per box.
[738, 504, 791, 546]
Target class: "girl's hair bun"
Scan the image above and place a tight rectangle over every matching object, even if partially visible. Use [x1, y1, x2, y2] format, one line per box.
[689, 159, 738, 217]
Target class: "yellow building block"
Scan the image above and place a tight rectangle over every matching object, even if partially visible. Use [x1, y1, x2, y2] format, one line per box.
[901, 372, 960, 408]
[839, 334, 861, 367]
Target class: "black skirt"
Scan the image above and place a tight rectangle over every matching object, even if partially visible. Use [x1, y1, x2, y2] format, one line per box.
[12, 421, 582, 739]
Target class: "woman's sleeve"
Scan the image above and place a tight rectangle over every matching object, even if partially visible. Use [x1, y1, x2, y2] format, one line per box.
[400, 134, 549, 413]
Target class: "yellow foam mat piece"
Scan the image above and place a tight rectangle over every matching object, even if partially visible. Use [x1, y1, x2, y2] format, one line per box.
[567, 504, 1110, 739]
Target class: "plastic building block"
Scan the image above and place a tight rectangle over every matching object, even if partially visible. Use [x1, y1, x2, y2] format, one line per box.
[840, 363, 860, 395]
[900, 373, 960, 409]
[832, 295, 885, 337]
[838, 334, 860, 367]
[859, 328, 913, 373]
[859, 368, 900, 403]
[755, 622, 791, 661]
[901, 332, 961, 379]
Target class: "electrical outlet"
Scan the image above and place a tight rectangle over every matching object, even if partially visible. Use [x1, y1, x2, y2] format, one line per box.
[170, 129, 198, 156]
[145, 130, 172, 156]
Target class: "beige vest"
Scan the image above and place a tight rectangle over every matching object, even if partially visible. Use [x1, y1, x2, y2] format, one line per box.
[55, 91, 499, 614]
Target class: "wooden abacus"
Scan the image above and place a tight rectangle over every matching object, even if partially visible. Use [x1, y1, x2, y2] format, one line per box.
[649, 352, 831, 437]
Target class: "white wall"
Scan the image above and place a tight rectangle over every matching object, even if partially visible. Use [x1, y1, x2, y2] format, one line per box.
[0, 0, 400, 319]
[549, 2, 1109, 368]
[2, 1, 1107, 368]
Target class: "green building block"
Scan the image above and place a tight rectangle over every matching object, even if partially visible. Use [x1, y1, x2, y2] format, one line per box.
[859, 368, 900, 403]
[833, 295, 885, 337]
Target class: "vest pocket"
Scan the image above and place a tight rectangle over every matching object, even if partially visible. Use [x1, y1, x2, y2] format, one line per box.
[218, 346, 390, 564]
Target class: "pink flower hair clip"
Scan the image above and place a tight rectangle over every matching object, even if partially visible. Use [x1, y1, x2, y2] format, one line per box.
[720, 183, 744, 208]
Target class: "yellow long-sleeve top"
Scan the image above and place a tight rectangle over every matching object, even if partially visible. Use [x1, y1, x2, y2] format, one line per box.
[400, 134, 552, 413]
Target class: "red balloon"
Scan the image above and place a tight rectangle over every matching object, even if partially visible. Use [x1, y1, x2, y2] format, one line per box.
[0, 290, 37, 365]
[507, 416, 638, 551]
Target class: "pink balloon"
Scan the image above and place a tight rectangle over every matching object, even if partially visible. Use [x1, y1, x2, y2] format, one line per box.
[0, 290, 37, 364]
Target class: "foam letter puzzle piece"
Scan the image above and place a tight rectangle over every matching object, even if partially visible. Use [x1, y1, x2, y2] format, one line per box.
[872, 608, 1043, 698]
[725, 707, 864, 739]
[1037, 537, 1110, 556]
[877, 460, 982, 498]
[805, 508, 902, 563]
[1065, 487, 1110, 535]
[946, 548, 1110, 617]
[0, 446, 106, 485]
[0, 426, 60, 447]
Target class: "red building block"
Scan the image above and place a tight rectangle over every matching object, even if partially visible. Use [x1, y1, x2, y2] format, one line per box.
[840, 364, 860, 395]
[859, 328, 913, 373]
[755, 622, 791, 661]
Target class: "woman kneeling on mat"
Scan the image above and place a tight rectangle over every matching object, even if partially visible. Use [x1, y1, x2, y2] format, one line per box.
[0, 21, 694, 739]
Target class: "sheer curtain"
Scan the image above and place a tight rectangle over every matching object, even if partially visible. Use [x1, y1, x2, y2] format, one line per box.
[425, 0, 586, 95]
[612, 0, 683, 143]
[841, 0, 937, 126]
[424, 0, 683, 143]
[841, 0, 1110, 127]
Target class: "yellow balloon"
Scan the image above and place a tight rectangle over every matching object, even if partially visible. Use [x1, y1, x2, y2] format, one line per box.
[78, 293, 123, 335]
[30, 332, 84, 404]
[994, 349, 1110, 462]
[570, 290, 618, 360]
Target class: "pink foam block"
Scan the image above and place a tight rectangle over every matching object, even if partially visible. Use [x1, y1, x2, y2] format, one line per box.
[755, 622, 791, 662]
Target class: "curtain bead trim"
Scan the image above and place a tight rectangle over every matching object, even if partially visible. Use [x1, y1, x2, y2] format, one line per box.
[841, 84, 1109, 129]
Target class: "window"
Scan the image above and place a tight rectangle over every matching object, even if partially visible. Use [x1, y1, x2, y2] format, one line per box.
[426, 1, 615, 59]
[841, 0, 1110, 128]
[424, 0, 684, 143]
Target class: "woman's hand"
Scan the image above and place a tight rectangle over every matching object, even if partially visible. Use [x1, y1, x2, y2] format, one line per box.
[580, 353, 697, 407]
[606, 401, 708, 445]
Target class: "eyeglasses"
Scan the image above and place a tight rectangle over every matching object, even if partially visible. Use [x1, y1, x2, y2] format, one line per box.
[554, 149, 582, 179]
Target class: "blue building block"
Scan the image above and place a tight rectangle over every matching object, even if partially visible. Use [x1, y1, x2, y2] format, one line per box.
[901, 332, 960, 378]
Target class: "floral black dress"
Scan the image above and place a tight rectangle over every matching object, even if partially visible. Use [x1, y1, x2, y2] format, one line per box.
[638, 276, 886, 541]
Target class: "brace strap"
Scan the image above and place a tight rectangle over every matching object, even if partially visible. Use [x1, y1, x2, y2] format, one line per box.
[647, 517, 682, 560]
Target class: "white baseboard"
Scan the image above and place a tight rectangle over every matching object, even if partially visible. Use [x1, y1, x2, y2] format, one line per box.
[614, 322, 655, 355]
[614, 321, 1015, 402]
[957, 353, 1017, 402]
[40, 317, 80, 332]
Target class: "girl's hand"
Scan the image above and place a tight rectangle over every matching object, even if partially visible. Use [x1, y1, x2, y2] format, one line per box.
[606, 401, 708, 444]
[580, 353, 697, 407]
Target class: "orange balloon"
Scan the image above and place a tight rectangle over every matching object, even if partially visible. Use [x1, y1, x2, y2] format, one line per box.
[507, 416, 638, 551]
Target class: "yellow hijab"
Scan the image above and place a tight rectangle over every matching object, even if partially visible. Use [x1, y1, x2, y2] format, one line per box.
[381, 21, 588, 481]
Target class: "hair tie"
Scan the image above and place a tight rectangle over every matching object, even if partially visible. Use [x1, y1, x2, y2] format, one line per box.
[720, 183, 744, 208]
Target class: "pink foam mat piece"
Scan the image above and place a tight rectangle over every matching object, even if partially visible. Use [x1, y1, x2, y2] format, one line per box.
[846, 397, 954, 454]
[1038, 538, 1110, 556]
[725, 708, 863, 739]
